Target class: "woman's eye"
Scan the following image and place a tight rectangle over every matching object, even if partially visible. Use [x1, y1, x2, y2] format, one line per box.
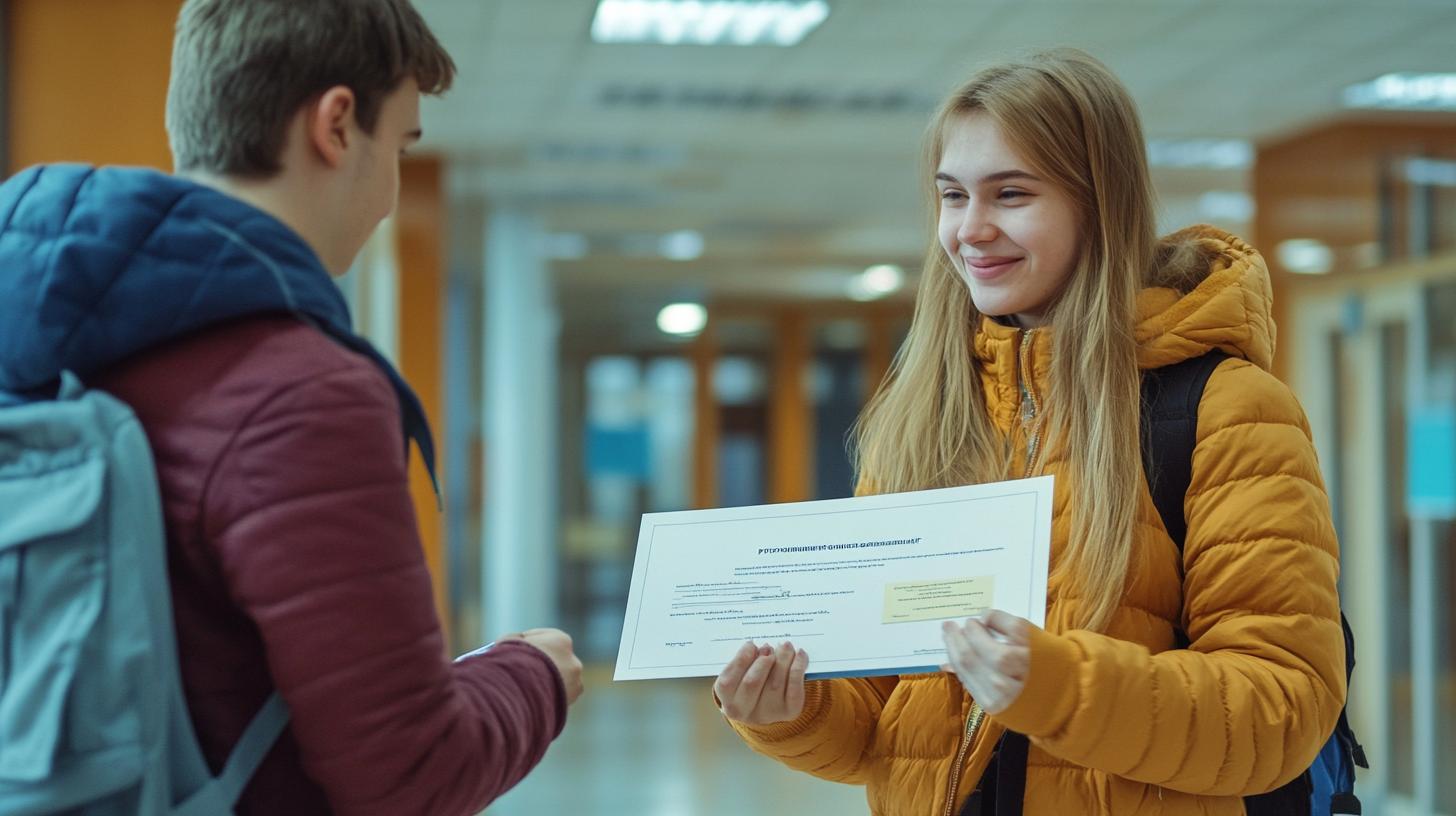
[998, 189, 1028, 201]
[940, 189, 966, 202]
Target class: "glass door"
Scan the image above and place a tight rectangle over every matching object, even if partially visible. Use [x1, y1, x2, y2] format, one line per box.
[1291, 281, 1451, 816]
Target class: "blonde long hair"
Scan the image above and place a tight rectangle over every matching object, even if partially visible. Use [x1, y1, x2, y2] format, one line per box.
[855, 49, 1178, 632]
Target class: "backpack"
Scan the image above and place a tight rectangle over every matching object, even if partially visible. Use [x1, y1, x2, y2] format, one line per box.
[0, 372, 290, 815]
[964, 350, 1368, 816]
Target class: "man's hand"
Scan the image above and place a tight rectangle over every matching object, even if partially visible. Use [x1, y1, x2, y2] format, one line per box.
[505, 628, 584, 705]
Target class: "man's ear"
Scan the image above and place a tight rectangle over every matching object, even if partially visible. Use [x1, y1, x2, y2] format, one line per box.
[305, 86, 358, 169]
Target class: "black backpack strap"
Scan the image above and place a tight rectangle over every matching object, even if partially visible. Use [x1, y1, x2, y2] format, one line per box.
[1244, 770, 1314, 815]
[1337, 614, 1369, 769]
[993, 732, 1029, 815]
[957, 731, 1030, 816]
[1139, 350, 1231, 551]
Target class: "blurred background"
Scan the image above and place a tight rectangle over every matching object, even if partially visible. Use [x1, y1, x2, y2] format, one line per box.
[4, 0, 1455, 813]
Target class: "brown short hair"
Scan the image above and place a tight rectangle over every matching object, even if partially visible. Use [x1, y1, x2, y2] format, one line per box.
[166, 0, 455, 177]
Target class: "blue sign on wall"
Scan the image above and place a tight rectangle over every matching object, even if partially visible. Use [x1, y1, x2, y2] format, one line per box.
[586, 424, 650, 480]
[1408, 405, 1456, 519]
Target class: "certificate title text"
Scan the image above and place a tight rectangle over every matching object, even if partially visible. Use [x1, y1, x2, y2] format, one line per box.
[757, 537, 923, 556]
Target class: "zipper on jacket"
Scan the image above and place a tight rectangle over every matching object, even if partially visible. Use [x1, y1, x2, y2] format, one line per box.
[943, 327, 1036, 810]
[1018, 329, 1042, 477]
[940, 329, 1039, 816]
[941, 701, 987, 816]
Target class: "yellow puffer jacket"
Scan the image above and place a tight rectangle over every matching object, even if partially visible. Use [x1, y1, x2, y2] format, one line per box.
[726, 227, 1346, 815]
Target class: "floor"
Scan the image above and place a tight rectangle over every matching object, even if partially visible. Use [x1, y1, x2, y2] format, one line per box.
[483, 666, 870, 815]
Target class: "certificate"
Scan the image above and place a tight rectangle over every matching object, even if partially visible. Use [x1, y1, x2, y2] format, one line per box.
[613, 475, 1053, 681]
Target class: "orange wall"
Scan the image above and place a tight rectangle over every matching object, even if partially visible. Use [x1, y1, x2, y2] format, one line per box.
[769, 307, 813, 504]
[397, 156, 451, 632]
[6, 0, 181, 173]
[692, 322, 720, 509]
[1252, 118, 1456, 381]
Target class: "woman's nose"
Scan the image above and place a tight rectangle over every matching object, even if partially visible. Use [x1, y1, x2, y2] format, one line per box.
[957, 205, 998, 247]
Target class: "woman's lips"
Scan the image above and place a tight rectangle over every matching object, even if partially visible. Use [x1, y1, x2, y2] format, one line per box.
[963, 256, 1022, 281]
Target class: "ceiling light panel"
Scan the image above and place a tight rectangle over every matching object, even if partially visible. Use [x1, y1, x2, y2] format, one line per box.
[591, 0, 830, 47]
[1145, 139, 1253, 170]
[1345, 73, 1456, 111]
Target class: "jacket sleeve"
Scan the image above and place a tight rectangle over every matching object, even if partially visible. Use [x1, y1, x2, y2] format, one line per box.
[727, 675, 899, 784]
[994, 358, 1346, 796]
[201, 361, 567, 816]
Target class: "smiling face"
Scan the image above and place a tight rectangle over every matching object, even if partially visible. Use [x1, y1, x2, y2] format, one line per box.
[934, 113, 1082, 328]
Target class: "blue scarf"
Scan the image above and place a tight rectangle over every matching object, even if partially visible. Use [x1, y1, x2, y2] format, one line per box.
[0, 164, 437, 494]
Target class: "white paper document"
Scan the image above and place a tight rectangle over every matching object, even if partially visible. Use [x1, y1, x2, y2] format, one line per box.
[613, 475, 1053, 681]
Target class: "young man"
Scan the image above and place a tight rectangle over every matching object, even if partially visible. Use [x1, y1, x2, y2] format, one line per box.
[0, 1, 581, 814]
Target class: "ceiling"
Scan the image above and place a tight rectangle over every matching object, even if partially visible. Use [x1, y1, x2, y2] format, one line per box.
[411, 0, 1456, 349]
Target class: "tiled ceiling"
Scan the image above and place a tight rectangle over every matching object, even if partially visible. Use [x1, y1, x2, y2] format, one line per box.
[413, 0, 1456, 341]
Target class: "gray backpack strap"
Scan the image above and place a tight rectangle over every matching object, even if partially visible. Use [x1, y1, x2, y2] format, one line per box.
[172, 693, 290, 816]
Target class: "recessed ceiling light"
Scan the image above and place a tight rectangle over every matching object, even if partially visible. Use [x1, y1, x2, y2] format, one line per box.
[657, 302, 708, 336]
[1277, 239, 1335, 275]
[1197, 191, 1255, 223]
[591, 0, 830, 47]
[1146, 139, 1252, 170]
[659, 230, 704, 261]
[1345, 73, 1456, 111]
[862, 264, 904, 295]
[847, 264, 904, 301]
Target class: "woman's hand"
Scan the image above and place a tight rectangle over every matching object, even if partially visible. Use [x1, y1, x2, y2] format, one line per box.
[714, 640, 809, 725]
[941, 610, 1032, 714]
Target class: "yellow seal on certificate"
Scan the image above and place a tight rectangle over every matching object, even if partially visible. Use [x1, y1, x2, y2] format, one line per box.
[883, 577, 995, 624]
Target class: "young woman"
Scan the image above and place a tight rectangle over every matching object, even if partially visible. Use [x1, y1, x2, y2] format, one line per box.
[712, 49, 1345, 815]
